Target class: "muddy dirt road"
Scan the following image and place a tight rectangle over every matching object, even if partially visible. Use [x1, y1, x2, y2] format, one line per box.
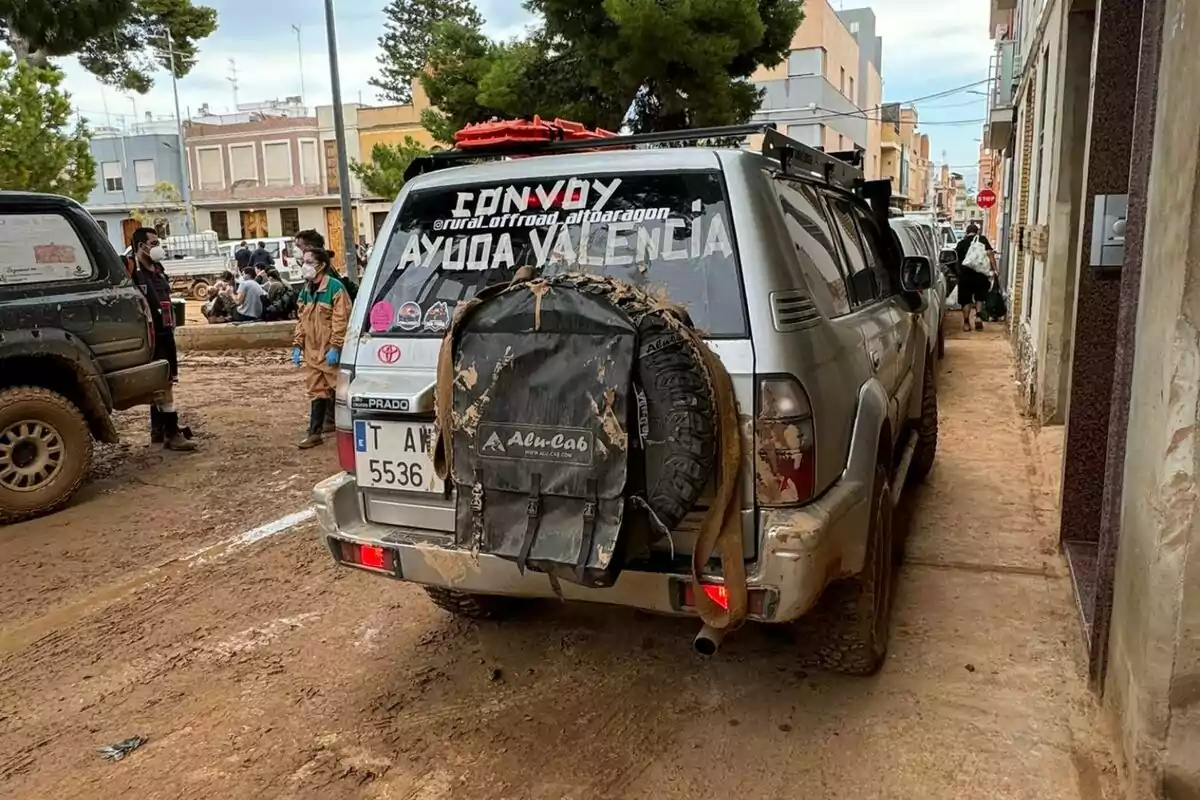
[0, 333, 1118, 799]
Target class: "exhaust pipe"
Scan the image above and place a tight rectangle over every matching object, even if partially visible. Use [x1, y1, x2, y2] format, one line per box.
[693, 624, 727, 656]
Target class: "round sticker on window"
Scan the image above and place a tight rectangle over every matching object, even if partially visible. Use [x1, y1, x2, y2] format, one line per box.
[423, 301, 450, 333]
[369, 300, 394, 332]
[395, 301, 422, 331]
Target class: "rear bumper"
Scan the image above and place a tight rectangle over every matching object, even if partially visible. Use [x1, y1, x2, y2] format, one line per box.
[313, 469, 872, 623]
[105, 359, 172, 410]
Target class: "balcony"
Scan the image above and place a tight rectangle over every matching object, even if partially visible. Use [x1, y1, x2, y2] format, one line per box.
[986, 39, 1019, 150]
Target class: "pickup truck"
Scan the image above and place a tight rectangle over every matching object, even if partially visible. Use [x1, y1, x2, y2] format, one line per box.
[0, 192, 171, 524]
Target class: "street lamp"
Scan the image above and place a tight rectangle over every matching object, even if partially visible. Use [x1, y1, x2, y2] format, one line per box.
[292, 24, 306, 109]
[323, 0, 358, 276]
[165, 30, 195, 233]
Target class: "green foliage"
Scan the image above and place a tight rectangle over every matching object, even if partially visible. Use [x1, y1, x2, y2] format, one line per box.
[371, 0, 483, 104]
[416, 0, 804, 137]
[350, 137, 430, 200]
[0, 53, 96, 202]
[0, 0, 218, 93]
[132, 181, 183, 228]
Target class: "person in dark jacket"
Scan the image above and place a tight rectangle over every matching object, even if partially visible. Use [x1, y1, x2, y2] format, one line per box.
[130, 227, 197, 451]
[234, 240, 252, 269]
[249, 241, 274, 269]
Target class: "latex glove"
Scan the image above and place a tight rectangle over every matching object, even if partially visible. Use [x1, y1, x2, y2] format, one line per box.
[325, 348, 341, 367]
[291, 347, 302, 367]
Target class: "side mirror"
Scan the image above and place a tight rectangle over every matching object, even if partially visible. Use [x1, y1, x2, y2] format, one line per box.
[938, 248, 958, 266]
[901, 255, 933, 292]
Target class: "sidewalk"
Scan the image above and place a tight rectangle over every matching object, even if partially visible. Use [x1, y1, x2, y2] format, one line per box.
[611, 324, 1122, 799]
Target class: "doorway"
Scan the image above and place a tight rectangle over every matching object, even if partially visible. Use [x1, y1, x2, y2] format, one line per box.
[120, 218, 139, 248]
[324, 206, 359, 269]
[240, 209, 268, 239]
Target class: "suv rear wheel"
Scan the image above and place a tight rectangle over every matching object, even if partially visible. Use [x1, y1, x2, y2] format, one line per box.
[0, 387, 93, 524]
[797, 458, 896, 676]
[422, 587, 514, 620]
[909, 363, 938, 483]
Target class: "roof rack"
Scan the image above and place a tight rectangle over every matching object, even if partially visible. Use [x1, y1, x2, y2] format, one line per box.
[761, 128, 863, 191]
[404, 122, 777, 181]
[403, 120, 885, 206]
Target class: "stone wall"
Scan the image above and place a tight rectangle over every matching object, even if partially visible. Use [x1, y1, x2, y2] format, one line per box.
[1105, 0, 1200, 794]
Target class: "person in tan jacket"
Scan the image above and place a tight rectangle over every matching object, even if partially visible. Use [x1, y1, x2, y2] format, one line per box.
[292, 248, 351, 448]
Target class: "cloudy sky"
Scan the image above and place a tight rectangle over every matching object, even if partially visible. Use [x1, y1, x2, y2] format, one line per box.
[57, 0, 994, 187]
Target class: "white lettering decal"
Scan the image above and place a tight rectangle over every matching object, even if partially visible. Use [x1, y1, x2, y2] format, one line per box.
[530, 225, 559, 265]
[563, 177, 590, 210]
[550, 225, 576, 263]
[605, 222, 635, 266]
[704, 215, 733, 258]
[592, 178, 622, 211]
[504, 186, 531, 214]
[577, 219, 591, 265]
[534, 180, 565, 211]
[452, 192, 473, 218]
[467, 234, 492, 271]
[420, 235, 443, 267]
[661, 219, 688, 260]
[636, 225, 660, 262]
[443, 237, 466, 270]
[399, 235, 421, 268]
[491, 233, 515, 269]
[475, 187, 502, 217]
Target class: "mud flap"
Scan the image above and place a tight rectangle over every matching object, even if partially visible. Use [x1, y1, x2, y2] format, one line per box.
[451, 283, 635, 587]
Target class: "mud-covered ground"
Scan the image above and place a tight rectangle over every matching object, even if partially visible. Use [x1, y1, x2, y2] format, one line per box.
[0, 330, 1119, 799]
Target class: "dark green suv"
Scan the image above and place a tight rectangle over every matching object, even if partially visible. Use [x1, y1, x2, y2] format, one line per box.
[0, 192, 171, 523]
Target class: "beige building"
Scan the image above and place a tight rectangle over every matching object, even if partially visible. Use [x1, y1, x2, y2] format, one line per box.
[749, 1, 883, 179]
[879, 105, 931, 210]
[184, 114, 337, 248]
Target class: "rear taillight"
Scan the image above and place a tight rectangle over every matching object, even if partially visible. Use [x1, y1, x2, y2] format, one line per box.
[755, 376, 816, 506]
[335, 367, 354, 472]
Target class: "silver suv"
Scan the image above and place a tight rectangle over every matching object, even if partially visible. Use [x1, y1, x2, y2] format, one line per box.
[313, 126, 938, 675]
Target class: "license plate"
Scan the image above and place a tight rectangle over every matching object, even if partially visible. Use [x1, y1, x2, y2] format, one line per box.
[353, 420, 445, 494]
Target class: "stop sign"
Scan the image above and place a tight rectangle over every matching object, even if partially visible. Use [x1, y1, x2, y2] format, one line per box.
[977, 188, 997, 209]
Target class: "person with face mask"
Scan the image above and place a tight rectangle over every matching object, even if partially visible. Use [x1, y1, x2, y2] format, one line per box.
[130, 227, 197, 452]
[292, 247, 351, 448]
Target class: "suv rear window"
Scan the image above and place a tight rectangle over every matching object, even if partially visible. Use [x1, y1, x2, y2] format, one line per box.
[365, 170, 746, 337]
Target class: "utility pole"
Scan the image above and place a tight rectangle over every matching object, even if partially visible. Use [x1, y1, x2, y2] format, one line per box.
[292, 25, 306, 110]
[323, 0, 358, 277]
[166, 30, 195, 233]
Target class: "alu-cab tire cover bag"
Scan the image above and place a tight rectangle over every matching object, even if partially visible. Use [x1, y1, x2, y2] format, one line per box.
[451, 282, 636, 587]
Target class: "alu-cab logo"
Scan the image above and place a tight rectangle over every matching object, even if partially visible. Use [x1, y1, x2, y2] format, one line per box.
[476, 423, 593, 466]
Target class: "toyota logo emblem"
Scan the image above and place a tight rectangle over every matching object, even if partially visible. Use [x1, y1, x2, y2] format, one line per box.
[377, 344, 401, 364]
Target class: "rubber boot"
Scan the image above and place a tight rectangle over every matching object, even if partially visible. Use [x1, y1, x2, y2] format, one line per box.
[150, 406, 164, 444]
[298, 398, 326, 449]
[321, 391, 336, 434]
[162, 411, 197, 452]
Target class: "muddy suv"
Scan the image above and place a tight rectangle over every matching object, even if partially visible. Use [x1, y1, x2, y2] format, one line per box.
[313, 125, 939, 674]
[0, 192, 171, 523]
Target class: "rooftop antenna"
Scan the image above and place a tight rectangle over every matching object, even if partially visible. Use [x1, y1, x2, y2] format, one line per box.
[227, 59, 240, 111]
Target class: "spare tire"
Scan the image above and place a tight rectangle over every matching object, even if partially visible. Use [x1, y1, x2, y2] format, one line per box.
[634, 311, 718, 533]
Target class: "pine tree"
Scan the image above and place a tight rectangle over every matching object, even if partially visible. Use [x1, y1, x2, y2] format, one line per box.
[0, 0, 218, 93]
[370, 0, 483, 104]
[0, 53, 96, 202]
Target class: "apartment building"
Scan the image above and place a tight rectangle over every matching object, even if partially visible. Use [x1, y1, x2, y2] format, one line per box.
[749, 0, 883, 179]
[879, 105, 931, 211]
[334, 82, 440, 243]
[183, 114, 337, 257]
[85, 119, 188, 251]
